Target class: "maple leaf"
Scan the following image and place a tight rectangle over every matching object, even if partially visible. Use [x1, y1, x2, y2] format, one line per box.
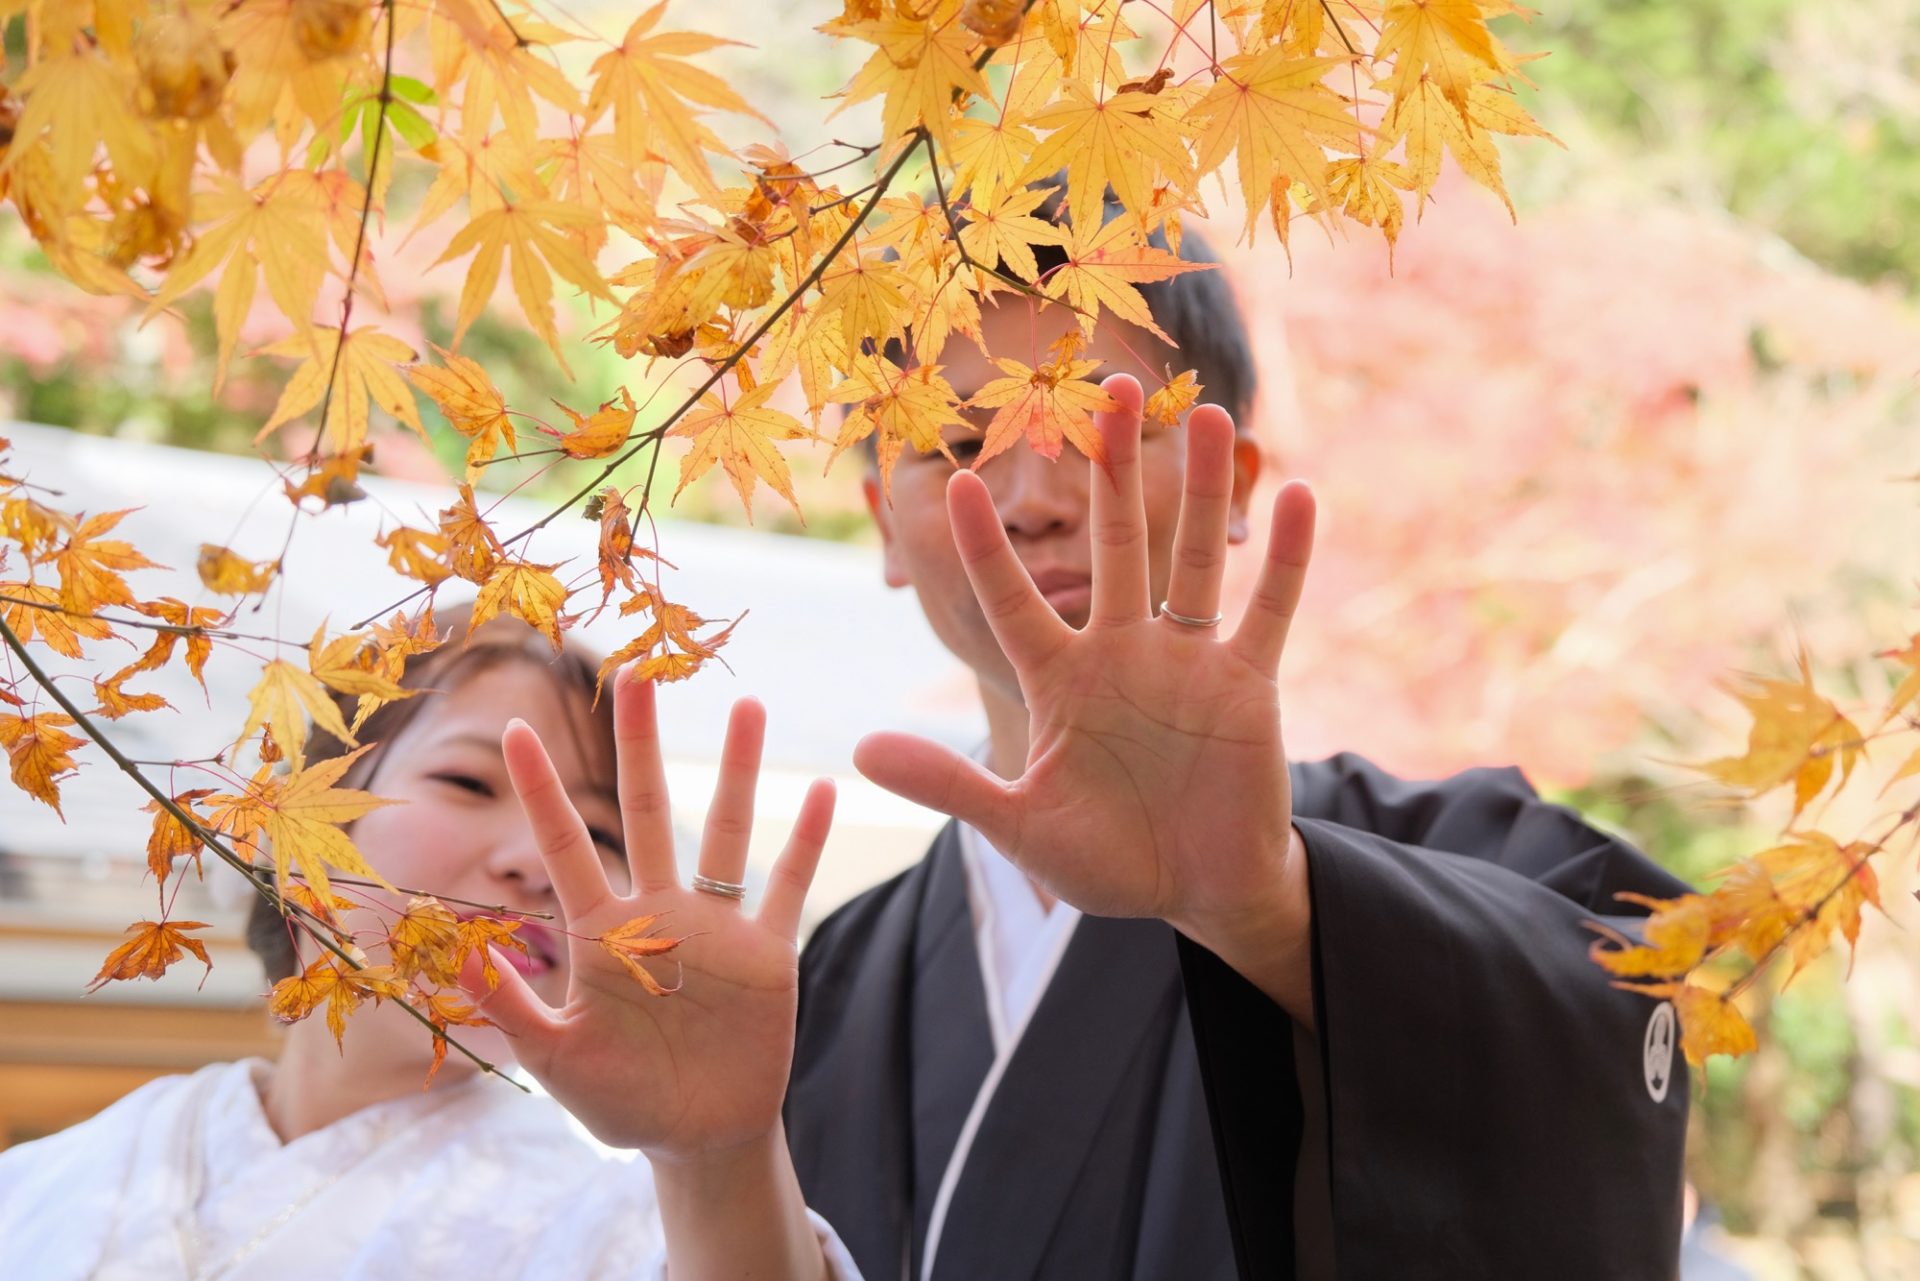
[55, 509, 162, 614]
[1375, 0, 1502, 114]
[958, 183, 1067, 282]
[233, 657, 354, 770]
[1668, 984, 1757, 1066]
[92, 673, 171, 720]
[143, 176, 329, 391]
[389, 894, 464, 984]
[1040, 216, 1214, 343]
[218, 746, 398, 898]
[587, 5, 771, 199]
[1587, 892, 1712, 980]
[550, 388, 638, 459]
[0, 581, 112, 659]
[670, 383, 814, 520]
[438, 483, 505, 583]
[86, 920, 214, 993]
[1191, 51, 1357, 239]
[1698, 657, 1864, 819]
[377, 526, 456, 586]
[471, 559, 569, 652]
[269, 956, 408, 1049]
[435, 201, 615, 375]
[827, 355, 969, 497]
[1143, 369, 1203, 426]
[430, 0, 581, 150]
[283, 449, 372, 510]
[826, 1, 993, 158]
[128, 597, 223, 691]
[586, 486, 656, 618]
[455, 914, 528, 990]
[255, 326, 425, 454]
[966, 351, 1118, 467]
[419, 989, 491, 1087]
[408, 345, 518, 480]
[0, 711, 84, 816]
[197, 544, 279, 596]
[1024, 79, 1196, 236]
[1322, 154, 1418, 260]
[307, 622, 415, 740]
[142, 789, 217, 887]
[3, 44, 156, 205]
[597, 913, 686, 995]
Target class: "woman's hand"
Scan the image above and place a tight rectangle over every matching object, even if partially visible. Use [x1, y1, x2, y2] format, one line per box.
[469, 666, 835, 1162]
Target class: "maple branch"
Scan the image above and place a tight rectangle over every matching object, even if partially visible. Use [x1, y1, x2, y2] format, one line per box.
[0, 593, 305, 648]
[300, 0, 399, 473]
[0, 613, 524, 1089]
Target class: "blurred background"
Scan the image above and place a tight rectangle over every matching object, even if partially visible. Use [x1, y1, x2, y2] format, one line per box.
[3, 2, 1917, 1276]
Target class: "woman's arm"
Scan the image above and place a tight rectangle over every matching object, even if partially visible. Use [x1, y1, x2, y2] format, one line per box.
[652, 1126, 825, 1281]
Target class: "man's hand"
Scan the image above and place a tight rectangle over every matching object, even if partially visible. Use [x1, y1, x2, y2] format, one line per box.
[854, 374, 1318, 1021]
[469, 669, 836, 1160]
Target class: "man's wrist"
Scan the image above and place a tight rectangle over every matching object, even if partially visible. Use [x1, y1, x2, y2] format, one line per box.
[1170, 825, 1316, 1028]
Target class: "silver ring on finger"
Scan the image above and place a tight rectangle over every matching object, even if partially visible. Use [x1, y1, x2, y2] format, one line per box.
[1159, 601, 1224, 629]
[691, 874, 747, 901]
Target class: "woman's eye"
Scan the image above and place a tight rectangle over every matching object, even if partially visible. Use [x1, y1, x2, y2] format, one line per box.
[431, 772, 493, 797]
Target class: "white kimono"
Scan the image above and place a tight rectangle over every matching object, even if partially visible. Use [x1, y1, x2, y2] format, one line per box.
[0, 1059, 861, 1281]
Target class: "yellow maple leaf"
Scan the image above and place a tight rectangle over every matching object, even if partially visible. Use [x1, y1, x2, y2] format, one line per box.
[377, 526, 456, 586]
[1375, 0, 1502, 113]
[587, 4, 770, 199]
[86, 919, 213, 992]
[269, 955, 408, 1049]
[827, 355, 969, 497]
[307, 622, 412, 703]
[1587, 892, 1712, 980]
[826, 0, 993, 157]
[435, 201, 615, 375]
[143, 176, 329, 391]
[966, 351, 1118, 467]
[1669, 983, 1757, 1066]
[470, 559, 568, 652]
[408, 345, 518, 480]
[1143, 369, 1203, 426]
[234, 657, 355, 769]
[1041, 215, 1214, 342]
[1698, 657, 1864, 819]
[243, 747, 397, 898]
[92, 672, 170, 720]
[197, 543, 279, 596]
[1024, 78, 1195, 236]
[551, 388, 638, 459]
[3, 44, 156, 203]
[671, 383, 814, 520]
[389, 894, 464, 984]
[1191, 51, 1356, 240]
[255, 326, 424, 454]
[437, 484, 504, 584]
[957, 183, 1067, 282]
[0, 710, 84, 816]
[1323, 153, 1418, 259]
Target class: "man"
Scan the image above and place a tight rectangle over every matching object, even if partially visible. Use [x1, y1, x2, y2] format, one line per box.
[786, 217, 1690, 1280]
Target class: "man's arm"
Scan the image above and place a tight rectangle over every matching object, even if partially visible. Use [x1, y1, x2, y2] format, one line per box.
[1182, 756, 1691, 1280]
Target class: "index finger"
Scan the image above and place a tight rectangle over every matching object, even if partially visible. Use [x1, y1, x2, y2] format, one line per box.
[502, 718, 618, 924]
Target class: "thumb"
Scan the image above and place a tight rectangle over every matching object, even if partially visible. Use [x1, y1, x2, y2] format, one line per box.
[854, 732, 1017, 849]
[458, 945, 559, 1052]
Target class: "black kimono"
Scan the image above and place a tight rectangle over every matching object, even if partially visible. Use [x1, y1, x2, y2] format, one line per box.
[787, 754, 1692, 1281]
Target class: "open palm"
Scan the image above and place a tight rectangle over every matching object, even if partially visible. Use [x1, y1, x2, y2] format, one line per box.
[855, 375, 1315, 933]
[472, 671, 834, 1160]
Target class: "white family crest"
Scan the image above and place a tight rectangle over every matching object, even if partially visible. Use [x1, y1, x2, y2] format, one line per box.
[1643, 1002, 1676, 1102]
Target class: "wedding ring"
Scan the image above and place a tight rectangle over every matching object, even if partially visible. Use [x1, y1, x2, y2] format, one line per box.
[691, 874, 747, 901]
[1159, 602, 1224, 628]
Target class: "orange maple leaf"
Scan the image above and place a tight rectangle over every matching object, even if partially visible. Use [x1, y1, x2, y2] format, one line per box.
[550, 387, 637, 459]
[597, 912, 686, 995]
[141, 789, 217, 886]
[0, 710, 85, 816]
[87, 919, 214, 992]
[470, 559, 569, 652]
[197, 543, 279, 596]
[670, 383, 814, 520]
[1040, 216, 1214, 343]
[966, 350, 1118, 467]
[54, 509, 163, 614]
[408, 345, 518, 479]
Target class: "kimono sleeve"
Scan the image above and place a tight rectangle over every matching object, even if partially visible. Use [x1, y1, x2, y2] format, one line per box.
[1181, 754, 1692, 1281]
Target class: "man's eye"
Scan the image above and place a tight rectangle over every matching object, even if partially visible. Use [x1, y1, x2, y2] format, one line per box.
[431, 772, 493, 797]
[948, 437, 983, 463]
[587, 826, 623, 857]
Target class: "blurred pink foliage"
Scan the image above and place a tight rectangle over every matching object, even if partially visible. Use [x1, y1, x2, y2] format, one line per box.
[1219, 178, 1920, 785]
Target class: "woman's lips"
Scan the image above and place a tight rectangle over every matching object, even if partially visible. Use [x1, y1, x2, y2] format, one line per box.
[463, 914, 559, 978]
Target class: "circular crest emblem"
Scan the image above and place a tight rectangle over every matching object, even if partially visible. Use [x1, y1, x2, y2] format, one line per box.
[1643, 1001, 1676, 1102]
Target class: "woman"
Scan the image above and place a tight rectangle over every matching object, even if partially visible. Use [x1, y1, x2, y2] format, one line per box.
[0, 611, 856, 1280]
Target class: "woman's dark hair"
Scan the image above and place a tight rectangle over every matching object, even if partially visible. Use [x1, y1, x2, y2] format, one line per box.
[244, 604, 614, 982]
